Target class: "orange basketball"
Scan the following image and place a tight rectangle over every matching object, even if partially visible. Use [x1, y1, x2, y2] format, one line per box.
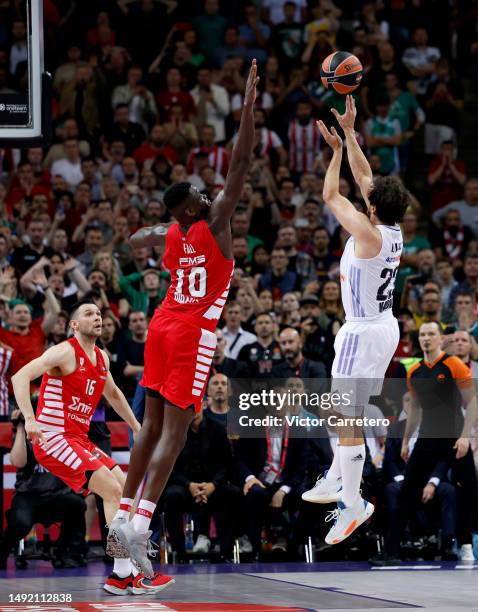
[320, 51, 363, 94]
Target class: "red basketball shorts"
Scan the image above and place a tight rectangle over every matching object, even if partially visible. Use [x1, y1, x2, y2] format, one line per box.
[142, 312, 217, 412]
[33, 436, 117, 496]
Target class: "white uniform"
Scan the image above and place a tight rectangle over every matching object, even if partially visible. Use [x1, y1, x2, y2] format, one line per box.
[332, 225, 402, 413]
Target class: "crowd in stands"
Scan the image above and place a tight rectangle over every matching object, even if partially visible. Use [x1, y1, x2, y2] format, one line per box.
[0, 0, 478, 566]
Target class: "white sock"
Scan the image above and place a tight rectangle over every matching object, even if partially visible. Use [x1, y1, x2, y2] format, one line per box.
[114, 557, 132, 578]
[339, 444, 365, 507]
[132, 565, 140, 577]
[131, 499, 156, 533]
[325, 444, 342, 480]
[114, 498, 134, 521]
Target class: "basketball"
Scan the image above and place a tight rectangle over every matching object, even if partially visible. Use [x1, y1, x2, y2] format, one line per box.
[320, 51, 363, 94]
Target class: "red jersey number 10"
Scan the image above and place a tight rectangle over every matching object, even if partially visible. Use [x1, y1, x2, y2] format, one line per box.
[176, 267, 207, 299]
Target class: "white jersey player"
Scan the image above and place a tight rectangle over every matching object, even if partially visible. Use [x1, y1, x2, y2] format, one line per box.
[302, 96, 409, 545]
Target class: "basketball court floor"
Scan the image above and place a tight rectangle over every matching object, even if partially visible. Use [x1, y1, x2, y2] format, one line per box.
[1, 560, 477, 611]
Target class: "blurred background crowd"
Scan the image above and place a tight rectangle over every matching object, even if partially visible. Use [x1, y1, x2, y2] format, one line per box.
[0, 0, 478, 568]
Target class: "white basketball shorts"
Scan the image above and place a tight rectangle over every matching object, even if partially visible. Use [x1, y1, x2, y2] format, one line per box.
[330, 317, 400, 416]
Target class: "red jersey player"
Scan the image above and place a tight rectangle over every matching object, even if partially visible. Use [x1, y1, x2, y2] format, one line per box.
[106, 60, 259, 577]
[11, 302, 174, 595]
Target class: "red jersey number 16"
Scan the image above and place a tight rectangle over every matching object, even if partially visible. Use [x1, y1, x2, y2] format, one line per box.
[85, 379, 96, 396]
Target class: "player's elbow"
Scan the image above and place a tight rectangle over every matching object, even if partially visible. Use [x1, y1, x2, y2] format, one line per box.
[11, 372, 22, 391]
[322, 190, 338, 205]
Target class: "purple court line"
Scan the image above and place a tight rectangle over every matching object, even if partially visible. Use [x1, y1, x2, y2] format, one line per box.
[0, 560, 475, 579]
[242, 574, 421, 609]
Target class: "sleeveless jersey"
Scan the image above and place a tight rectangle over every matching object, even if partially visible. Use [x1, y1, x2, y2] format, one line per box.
[159, 220, 234, 332]
[340, 224, 403, 322]
[36, 337, 108, 440]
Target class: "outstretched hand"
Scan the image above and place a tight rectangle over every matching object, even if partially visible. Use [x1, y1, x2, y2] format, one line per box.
[244, 59, 260, 107]
[317, 120, 342, 151]
[330, 94, 357, 131]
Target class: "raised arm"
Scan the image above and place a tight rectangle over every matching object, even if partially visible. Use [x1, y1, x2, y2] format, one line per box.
[318, 120, 379, 248]
[209, 59, 258, 228]
[331, 95, 373, 206]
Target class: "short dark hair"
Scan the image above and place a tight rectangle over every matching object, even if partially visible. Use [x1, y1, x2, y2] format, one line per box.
[163, 182, 192, 211]
[368, 176, 409, 225]
[69, 299, 99, 323]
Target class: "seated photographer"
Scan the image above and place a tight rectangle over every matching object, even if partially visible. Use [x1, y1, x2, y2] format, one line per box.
[371, 392, 458, 565]
[0, 410, 87, 568]
[162, 404, 239, 560]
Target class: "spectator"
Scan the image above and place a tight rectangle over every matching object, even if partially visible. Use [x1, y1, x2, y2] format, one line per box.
[450, 292, 478, 343]
[454, 330, 478, 377]
[364, 95, 402, 175]
[259, 248, 299, 298]
[424, 59, 464, 155]
[396, 211, 431, 298]
[238, 4, 271, 58]
[162, 104, 199, 165]
[361, 42, 410, 117]
[192, 0, 227, 62]
[428, 141, 467, 213]
[231, 211, 263, 260]
[430, 209, 474, 269]
[156, 67, 196, 121]
[59, 64, 101, 139]
[276, 224, 316, 289]
[215, 26, 254, 66]
[186, 125, 229, 178]
[108, 103, 146, 156]
[211, 328, 249, 378]
[272, 327, 326, 379]
[0, 293, 60, 376]
[204, 373, 231, 427]
[386, 72, 425, 171]
[190, 67, 230, 143]
[238, 312, 282, 378]
[222, 301, 257, 360]
[11, 219, 55, 275]
[311, 226, 339, 282]
[449, 254, 478, 310]
[287, 101, 321, 176]
[119, 268, 169, 318]
[43, 118, 91, 168]
[413, 290, 442, 328]
[436, 259, 459, 322]
[50, 139, 83, 189]
[162, 405, 238, 560]
[402, 27, 441, 97]
[270, 3, 305, 74]
[77, 226, 104, 276]
[433, 178, 478, 238]
[9, 21, 28, 76]
[234, 416, 307, 555]
[300, 294, 339, 373]
[117, 310, 147, 400]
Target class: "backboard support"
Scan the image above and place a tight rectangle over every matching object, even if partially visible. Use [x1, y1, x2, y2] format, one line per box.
[0, 0, 52, 148]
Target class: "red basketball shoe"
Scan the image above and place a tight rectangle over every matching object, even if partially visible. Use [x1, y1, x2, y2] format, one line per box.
[103, 572, 133, 595]
[130, 572, 176, 595]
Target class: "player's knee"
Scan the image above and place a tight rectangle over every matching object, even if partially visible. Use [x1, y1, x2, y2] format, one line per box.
[107, 480, 123, 504]
[142, 416, 161, 438]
